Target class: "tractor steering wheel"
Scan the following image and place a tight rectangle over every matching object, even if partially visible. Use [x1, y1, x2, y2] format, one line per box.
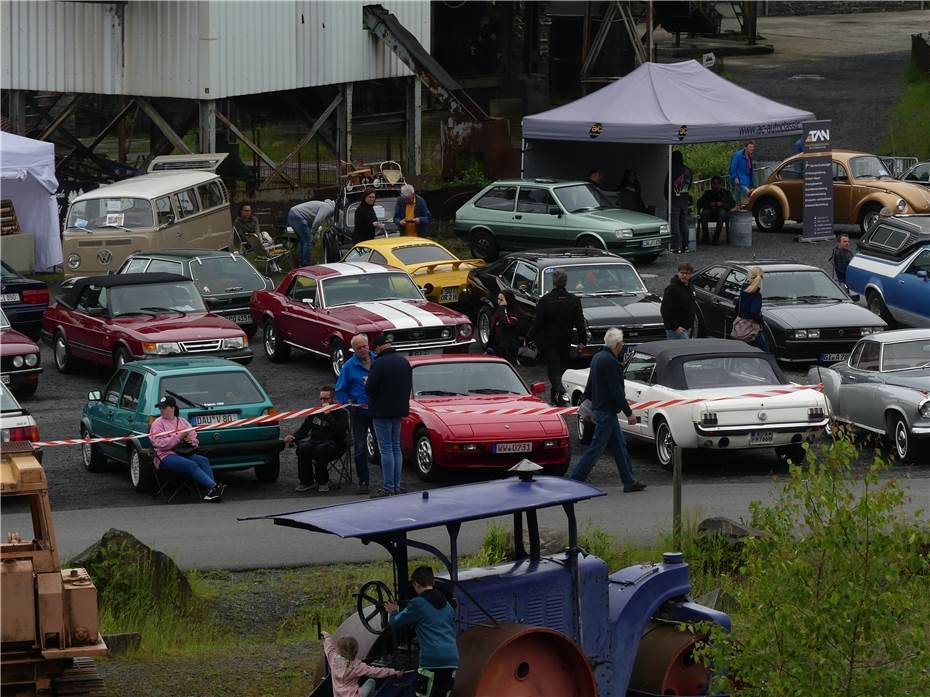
[356, 580, 395, 634]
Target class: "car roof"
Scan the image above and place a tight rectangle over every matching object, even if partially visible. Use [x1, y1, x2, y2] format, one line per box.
[634, 338, 764, 362]
[407, 354, 514, 367]
[487, 178, 583, 187]
[502, 249, 626, 266]
[70, 171, 218, 202]
[721, 260, 824, 272]
[298, 261, 403, 278]
[262, 476, 605, 538]
[877, 214, 930, 233]
[866, 328, 930, 344]
[127, 249, 241, 261]
[61, 273, 188, 307]
[129, 357, 251, 374]
[362, 238, 451, 253]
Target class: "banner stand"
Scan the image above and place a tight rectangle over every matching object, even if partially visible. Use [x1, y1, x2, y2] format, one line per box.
[799, 119, 835, 243]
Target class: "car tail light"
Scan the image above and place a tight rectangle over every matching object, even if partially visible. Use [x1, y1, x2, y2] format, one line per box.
[263, 407, 278, 417]
[808, 407, 826, 421]
[1, 424, 40, 444]
[22, 289, 49, 305]
[701, 412, 718, 426]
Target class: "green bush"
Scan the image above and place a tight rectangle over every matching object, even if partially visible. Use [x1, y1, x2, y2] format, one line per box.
[697, 437, 930, 696]
[676, 141, 742, 182]
[470, 522, 513, 567]
[880, 63, 930, 160]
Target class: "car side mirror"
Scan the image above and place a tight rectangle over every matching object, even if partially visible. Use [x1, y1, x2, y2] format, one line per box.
[88, 390, 101, 401]
[917, 270, 928, 281]
[530, 381, 546, 395]
[548, 206, 562, 216]
[849, 292, 860, 302]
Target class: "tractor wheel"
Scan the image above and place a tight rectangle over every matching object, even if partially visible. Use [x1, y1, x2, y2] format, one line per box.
[629, 621, 713, 697]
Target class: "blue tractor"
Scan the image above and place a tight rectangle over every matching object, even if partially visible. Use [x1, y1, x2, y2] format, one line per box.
[253, 469, 731, 696]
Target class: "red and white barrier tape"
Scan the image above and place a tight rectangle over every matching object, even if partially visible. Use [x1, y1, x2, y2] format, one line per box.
[25, 384, 822, 449]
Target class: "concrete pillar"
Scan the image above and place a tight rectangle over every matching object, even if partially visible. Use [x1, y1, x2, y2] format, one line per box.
[336, 83, 353, 165]
[8, 90, 27, 135]
[199, 99, 217, 153]
[405, 77, 422, 176]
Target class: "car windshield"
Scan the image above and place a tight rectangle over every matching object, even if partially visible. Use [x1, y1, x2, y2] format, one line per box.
[881, 340, 930, 371]
[109, 281, 206, 315]
[67, 198, 154, 230]
[1, 261, 20, 279]
[681, 356, 782, 389]
[0, 309, 10, 329]
[542, 263, 646, 295]
[553, 184, 612, 213]
[392, 245, 457, 265]
[322, 272, 423, 307]
[849, 156, 892, 179]
[0, 383, 21, 412]
[159, 371, 264, 408]
[763, 271, 847, 302]
[413, 361, 528, 397]
[189, 255, 265, 294]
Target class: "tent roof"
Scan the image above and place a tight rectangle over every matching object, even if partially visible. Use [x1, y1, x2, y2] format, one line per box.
[522, 60, 815, 144]
[0, 131, 58, 194]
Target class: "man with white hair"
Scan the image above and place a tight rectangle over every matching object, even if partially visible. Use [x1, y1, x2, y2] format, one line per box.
[570, 327, 646, 491]
[393, 184, 432, 236]
[287, 198, 335, 266]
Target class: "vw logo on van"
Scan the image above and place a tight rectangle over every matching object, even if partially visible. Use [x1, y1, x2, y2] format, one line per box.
[96, 250, 113, 265]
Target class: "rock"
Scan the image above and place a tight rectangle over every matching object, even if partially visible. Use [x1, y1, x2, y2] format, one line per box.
[697, 517, 772, 543]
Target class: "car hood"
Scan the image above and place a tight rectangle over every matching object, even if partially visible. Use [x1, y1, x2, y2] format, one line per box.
[416, 395, 568, 435]
[572, 208, 665, 230]
[858, 178, 930, 208]
[107, 312, 244, 339]
[0, 327, 39, 355]
[882, 370, 930, 390]
[327, 299, 468, 330]
[763, 301, 883, 328]
[580, 293, 663, 326]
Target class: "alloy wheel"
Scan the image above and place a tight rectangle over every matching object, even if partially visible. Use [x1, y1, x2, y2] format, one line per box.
[416, 434, 434, 476]
[54, 335, 68, 371]
[656, 421, 674, 467]
[758, 203, 778, 229]
[130, 450, 141, 489]
[264, 323, 277, 356]
[478, 309, 491, 347]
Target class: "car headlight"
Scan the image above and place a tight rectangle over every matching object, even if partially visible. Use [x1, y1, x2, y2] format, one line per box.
[12, 356, 24, 368]
[615, 228, 634, 239]
[919, 400, 930, 419]
[67, 254, 81, 270]
[659, 224, 669, 234]
[896, 197, 907, 213]
[792, 330, 808, 339]
[440, 328, 452, 339]
[459, 323, 473, 338]
[25, 354, 38, 367]
[807, 329, 820, 339]
[142, 342, 181, 355]
[221, 336, 246, 350]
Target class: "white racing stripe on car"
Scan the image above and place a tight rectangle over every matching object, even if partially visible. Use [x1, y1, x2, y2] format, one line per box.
[354, 302, 421, 329]
[850, 255, 908, 276]
[379, 300, 445, 327]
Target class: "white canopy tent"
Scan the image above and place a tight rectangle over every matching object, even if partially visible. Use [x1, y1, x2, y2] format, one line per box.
[0, 131, 62, 271]
[521, 60, 815, 218]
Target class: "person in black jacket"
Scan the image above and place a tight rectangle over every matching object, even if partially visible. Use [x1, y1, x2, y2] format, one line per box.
[696, 177, 735, 245]
[284, 386, 348, 493]
[617, 169, 649, 213]
[660, 262, 696, 339]
[353, 188, 385, 244]
[488, 289, 520, 364]
[530, 268, 587, 405]
[365, 335, 412, 497]
[570, 328, 645, 491]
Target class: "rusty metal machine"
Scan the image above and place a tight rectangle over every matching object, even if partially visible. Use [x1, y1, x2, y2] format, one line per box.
[1, 442, 107, 696]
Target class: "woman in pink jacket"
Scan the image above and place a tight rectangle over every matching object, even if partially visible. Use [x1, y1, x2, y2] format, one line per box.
[322, 631, 402, 697]
[149, 395, 224, 502]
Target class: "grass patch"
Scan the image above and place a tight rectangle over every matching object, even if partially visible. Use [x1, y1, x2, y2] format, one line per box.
[880, 63, 930, 160]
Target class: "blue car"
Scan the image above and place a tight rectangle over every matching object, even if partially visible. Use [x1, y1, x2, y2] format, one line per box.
[846, 215, 930, 328]
[80, 358, 284, 493]
[0, 261, 49, 340]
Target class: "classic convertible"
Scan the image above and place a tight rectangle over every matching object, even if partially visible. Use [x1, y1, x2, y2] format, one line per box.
[249, 262, 474, 377]
[563, 339, 830, 469]
[808, 329, 930, 464]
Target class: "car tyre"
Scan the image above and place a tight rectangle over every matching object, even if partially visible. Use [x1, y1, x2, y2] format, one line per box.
[13, 381, 37, 398]
[129, 446, 155, 494]
[366, 428, 380, 465]
[642, 253, 661, 263]
[413, 428, 441, 482]
[470, 230, 499, 262]
[114, 346, 132, 370]
[691, 313, 704, 339]
[476, 305, 494, 350]
[330, 338, 347, 378]
[654, 418, 679, 472]
[571, 391, 593, 445]
[255, 454, 281, 483]
[866, 290, 892, 324]
[753, 197, 784, 233]
[577, 234, 606, 251]
[53, 331, 73, 373]
[886, 412, 915, 464]
[775, 443, 806, 468]
[858, 204, 883, 236]
[80, 425, 107, 472]
[263, 319, 291, 363]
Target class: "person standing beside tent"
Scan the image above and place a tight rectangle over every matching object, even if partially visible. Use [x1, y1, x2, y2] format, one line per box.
[729, 140, 755, 201]
[664, 151, 693, 254]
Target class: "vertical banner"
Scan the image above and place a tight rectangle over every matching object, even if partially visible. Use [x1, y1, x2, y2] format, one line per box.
[801, 119, 834, 242]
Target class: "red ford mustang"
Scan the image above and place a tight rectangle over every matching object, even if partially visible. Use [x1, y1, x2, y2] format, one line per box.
[250, 262, 475, 376]
[42, 273, 251, 373]
[368, 355, 570, 481]
[1, 308, 42, 398]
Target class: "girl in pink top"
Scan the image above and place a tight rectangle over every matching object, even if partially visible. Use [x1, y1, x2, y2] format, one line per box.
[322, 631, 402, 697]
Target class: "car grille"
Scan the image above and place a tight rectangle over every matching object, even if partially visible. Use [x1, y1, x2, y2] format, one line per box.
[589, 325, 665, 346]
[390, 327, 448, 343]
[818, 327, 865, 340]
[180, 339, 222, 353]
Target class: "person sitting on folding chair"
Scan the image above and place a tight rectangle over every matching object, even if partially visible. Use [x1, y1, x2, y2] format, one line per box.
[233, 204, 259, 251]
[284, 386, 349, 493]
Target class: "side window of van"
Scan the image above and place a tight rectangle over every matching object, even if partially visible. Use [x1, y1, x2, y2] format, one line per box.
[155, 197, 174, 225]
[176, 189, 200, 219]
[197, 181, 225, 210]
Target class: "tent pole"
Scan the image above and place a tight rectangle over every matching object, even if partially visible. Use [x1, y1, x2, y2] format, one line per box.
[667, 145, 672, 224]
[520, 138, 526, 178]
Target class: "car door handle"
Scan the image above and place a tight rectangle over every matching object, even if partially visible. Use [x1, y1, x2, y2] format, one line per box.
[513, 215, 522, 220]
[712, 297, 726, 304]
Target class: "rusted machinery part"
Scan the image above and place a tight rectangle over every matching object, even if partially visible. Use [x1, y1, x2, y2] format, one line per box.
[51, 657, 106, 697]
[628, 620, 711, 696]
[451, 623, 596, 697]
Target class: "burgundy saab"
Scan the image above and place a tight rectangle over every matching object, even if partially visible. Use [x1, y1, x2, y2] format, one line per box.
[250, 262, 474, 376]
[1, 308, 42, 398]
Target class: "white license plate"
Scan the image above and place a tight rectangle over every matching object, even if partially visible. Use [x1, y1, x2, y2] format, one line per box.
[494, 441, 532, 454]
[641, 238, 662, 248]
[226, 313, 252, 324]
[0, 374, 9, 384]
[440, 287, 458, 303]
[0, 293, 20, 302]
[750, 431, 774, 445]
[192, 413, 238, 426]
[820, 352, 849, 363]
[409, 349, 439, 356]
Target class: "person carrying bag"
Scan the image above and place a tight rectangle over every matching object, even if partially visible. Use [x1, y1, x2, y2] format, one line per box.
[731, 266, 768, 351]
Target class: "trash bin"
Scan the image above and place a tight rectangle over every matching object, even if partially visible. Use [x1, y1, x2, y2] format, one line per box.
[730, 210, 752, 248]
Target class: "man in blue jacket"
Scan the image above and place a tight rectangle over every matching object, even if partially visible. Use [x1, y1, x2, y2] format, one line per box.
[570, 327, 646, 491]
[365, 335, 412, 496]
[393, 184, 432, 237]
[386, 566, 458, 697]
[729, 140, 755, 200]
[335, 333, 376, 494]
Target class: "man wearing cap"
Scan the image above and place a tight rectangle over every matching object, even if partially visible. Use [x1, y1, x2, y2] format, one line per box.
[365, 335, 412, 496]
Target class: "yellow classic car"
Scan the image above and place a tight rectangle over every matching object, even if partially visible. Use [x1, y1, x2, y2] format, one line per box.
[342, 237, 485, 305]
[750, 150, 930, 234]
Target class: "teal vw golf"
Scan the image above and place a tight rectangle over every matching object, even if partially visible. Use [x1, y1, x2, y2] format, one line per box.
[80, 358, 284, 493]
[454, 179, 670, 261]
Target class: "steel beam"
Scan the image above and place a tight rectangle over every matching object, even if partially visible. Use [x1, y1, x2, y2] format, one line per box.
[135, 97, 192, 154]
[37, 95, 83, 142]
[215, 109, 296, 188]
[58, 99, 138, 171]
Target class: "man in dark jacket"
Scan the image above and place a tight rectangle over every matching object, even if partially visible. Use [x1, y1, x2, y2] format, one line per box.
[284, 386, 348, 493]
[830, 234, 854, 285]
[530, 268, 587, 405]
[696, 177, 736, 245]
[660, 262, 696, 340]
[366, 335, 412, 496]
[570, 328, 645, 490]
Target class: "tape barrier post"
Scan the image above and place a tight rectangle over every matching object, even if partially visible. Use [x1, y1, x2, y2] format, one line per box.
[672, 446, 683, 551]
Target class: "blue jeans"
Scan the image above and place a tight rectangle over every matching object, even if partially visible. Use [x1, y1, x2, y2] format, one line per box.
[287, 211, 313, 266]
[665, 329, 690, 340]
[373, 418, 402, 492]
[351, 411, 375, 485]
[160, 453, 215, 488]
[570, 410, 635, 486]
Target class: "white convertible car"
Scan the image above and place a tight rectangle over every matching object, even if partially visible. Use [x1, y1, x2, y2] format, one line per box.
[563, 339, 830, 469]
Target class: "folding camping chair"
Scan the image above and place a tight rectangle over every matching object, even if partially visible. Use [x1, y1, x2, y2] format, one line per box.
[149, 450, 203, 503]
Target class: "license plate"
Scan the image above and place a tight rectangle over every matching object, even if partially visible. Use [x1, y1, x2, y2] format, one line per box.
[0, 293, 20, 302]
[440, 287, 458, 303]
[191, 412, 238, 426]
[641, 238, 661, 248]
[750, 431, 774, 445]
[226, 313, 252, 324]
[1, 374, 9, 384]
[409, 349, 438, 356]
[820, 352, 849, 363]
[494, 441, 532, 454]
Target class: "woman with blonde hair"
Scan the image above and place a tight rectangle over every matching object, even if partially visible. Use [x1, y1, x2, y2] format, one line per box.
[731, 266, 768, 351]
